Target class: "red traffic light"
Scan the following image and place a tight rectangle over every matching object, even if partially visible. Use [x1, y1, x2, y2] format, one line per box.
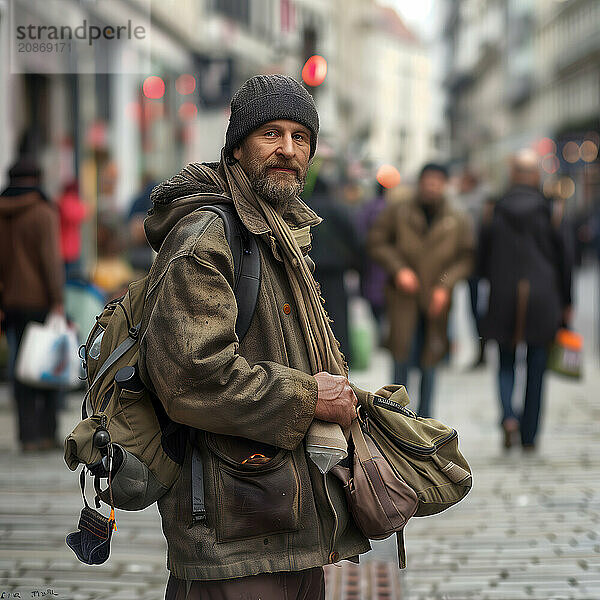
[143, 76, 165, 100]
[302, 55, 327, 87]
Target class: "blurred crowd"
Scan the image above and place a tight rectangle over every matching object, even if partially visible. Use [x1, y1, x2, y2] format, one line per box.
[0, 140, 597, 455]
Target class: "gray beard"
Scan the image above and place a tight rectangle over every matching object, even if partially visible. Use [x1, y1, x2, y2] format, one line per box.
[251, 174, 304, 210]
[241, 155, 307, 209]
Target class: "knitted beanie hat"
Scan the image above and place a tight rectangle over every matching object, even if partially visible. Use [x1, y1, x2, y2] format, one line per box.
[224, 74, 319, 159]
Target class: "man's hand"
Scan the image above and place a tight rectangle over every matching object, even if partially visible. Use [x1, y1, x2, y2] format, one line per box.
[394, 268, 420, 294]
[313, 372, 358, 429]
[428, 286, 450, 318]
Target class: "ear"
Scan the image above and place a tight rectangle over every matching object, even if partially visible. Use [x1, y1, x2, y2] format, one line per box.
[233, 145, 242, 161]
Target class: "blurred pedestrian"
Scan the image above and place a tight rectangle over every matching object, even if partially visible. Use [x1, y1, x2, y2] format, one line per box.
[0, 156, 65, 452]
[92, 214, 135, 300]
[356, 183, 388, 336]
[127, 173, 157, 274]
[57, 179, 88, 281]
[478, 149, 573, 451]
[368, 163, 474, 416]
[456, 169, 491, 368]
[306, 175, 361, 364]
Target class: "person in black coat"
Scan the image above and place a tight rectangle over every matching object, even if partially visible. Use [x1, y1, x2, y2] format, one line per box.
[306, 176, 362, 366]
[478, 150, 573, 451]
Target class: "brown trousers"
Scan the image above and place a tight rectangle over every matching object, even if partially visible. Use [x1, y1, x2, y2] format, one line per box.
[164, 568, 325, 600]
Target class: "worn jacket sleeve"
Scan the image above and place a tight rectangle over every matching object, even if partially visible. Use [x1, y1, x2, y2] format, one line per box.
[139, 216, 317, 451]
[439, 214, 475, 289]
[367, 203, 406, 276]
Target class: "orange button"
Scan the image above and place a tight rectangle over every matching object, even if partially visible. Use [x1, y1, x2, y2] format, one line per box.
[283, 303, 291, 315]
[329, 551, 339, 563]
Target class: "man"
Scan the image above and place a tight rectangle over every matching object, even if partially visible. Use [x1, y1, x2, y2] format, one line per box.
[0, 156, 64, 452]
[368, 163, 474, 417]
[478, 149, 572, 451]
[138, 75, 371, 599]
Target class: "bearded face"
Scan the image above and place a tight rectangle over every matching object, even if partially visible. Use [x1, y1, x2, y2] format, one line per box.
[242, 153, 308, 209]
[232, 120, 312, 210]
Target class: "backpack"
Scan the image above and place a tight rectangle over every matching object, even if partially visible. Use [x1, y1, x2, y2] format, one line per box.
[64, 204, 260, 513]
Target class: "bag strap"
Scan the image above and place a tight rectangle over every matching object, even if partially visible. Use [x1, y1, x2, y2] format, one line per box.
[350, 418, 373, 459]
[190, 432, 206, 524]
[200, 204, 260, 341]
[187, 204, 259, 525]
[353, 415, 409, 569]
[397, 530, 407, 569]
[81, 325, 140, 419]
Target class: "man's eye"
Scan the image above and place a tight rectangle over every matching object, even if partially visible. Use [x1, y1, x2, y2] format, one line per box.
[294, 134, 307, 142]
[265, 131, 278, 137]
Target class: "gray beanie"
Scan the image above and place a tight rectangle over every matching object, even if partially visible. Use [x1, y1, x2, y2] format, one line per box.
[224, 74, 319, 159]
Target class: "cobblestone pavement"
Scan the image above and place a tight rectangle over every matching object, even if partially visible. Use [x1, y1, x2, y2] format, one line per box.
[1, 269, 599, 600]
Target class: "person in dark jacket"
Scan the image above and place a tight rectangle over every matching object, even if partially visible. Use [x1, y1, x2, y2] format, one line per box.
[0, 156, 65, 452]
[306, 175, 361, 364]
[478, 149, 573, 451]
[127, 173, 158, 274]
[356, 183, 388, 336]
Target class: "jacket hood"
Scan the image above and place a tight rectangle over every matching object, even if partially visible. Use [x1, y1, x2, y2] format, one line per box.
[145, 162, 229, 252]
[0, 188, 46, 219]
[145, 160, 321, 252]
[496, 185, 550, 231]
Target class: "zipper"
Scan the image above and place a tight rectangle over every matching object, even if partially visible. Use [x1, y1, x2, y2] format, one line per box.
[323, 473, 340, 561]
[368, 417, 457, 457]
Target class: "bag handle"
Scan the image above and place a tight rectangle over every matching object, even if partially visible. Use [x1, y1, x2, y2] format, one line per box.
[350, 418, 372, 461]
[351, 416, 410, 570]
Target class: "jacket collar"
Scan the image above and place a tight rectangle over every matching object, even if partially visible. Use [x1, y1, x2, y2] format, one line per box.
[406, 196, 457, 244]
[407, 196, 448, 228]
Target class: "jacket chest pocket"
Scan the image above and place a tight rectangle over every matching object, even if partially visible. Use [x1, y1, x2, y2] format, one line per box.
[206, 434, 301, 542]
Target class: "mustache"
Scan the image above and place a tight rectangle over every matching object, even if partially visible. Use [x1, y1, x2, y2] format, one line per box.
[264, 160, 303, 174]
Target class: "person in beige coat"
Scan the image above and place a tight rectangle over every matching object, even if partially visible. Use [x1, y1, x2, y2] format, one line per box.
[368, 163, 474, 416]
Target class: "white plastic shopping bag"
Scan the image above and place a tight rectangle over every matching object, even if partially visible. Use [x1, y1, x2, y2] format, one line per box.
[15, 313, 81, 390]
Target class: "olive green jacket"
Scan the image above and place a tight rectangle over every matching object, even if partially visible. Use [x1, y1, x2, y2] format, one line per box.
[138, 164, 370, 580]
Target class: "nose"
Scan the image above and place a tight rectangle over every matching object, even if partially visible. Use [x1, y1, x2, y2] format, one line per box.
[275, 132, 296, 159]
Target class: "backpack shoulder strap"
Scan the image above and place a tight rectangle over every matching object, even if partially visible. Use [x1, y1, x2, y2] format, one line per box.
[200, 204, 260, 341]
[190, 203, 260, 524]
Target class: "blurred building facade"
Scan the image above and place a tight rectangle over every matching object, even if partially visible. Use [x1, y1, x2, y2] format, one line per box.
[333, 2, 435, 176]
[443, 0, 600, 209]
[1, 0, 436, 274]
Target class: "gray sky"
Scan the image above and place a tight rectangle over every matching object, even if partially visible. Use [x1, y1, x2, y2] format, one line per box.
[378, 0, 439, 41]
